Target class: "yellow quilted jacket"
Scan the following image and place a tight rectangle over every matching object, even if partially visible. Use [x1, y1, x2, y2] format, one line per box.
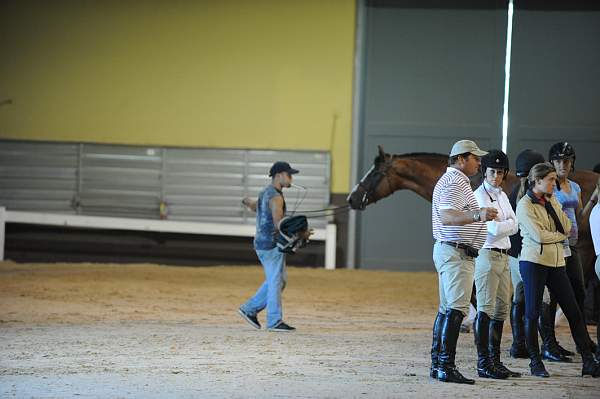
[516, 194, 572, 267]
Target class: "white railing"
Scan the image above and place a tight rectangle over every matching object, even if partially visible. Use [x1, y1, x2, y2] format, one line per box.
[0, 207, 337, 269]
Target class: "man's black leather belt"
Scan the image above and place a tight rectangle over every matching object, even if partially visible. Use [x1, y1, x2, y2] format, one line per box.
[439, 241, 469, 250]
[485, 247, 509, 255]
[439, 241, 478, 257]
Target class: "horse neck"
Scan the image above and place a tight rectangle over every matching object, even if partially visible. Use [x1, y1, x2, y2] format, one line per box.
[389, 157, 446, 202]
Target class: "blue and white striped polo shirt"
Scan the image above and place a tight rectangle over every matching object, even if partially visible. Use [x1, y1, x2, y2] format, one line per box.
[432, 167, 486, 249]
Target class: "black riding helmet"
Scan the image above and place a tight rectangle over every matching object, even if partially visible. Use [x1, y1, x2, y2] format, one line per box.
[481, 150, 509, 181]
[516, 149, 545, 177]
[549, 142, 576, 171]
[276, 215, 308, 254]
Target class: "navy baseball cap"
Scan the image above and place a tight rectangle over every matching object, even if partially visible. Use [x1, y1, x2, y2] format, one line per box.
[269, 161, 299, 177]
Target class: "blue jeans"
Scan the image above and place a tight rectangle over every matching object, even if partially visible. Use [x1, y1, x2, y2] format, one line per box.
[240, 247, 287, 328]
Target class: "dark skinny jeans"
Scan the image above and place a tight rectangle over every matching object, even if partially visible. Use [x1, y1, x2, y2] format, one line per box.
[519, 260, 591, 356]
[544, 247, 587, 323]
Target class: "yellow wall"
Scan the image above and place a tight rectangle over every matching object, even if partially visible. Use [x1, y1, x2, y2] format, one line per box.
[0, 0, 355, 193]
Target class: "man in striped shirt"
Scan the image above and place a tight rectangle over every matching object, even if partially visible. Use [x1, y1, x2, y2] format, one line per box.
[429, 140, 497, 385]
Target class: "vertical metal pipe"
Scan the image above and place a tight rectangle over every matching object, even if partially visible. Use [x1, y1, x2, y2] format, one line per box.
[347, 0, 367, 269]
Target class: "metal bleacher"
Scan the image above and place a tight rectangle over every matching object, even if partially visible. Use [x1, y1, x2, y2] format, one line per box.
[0, 139, 337, 268]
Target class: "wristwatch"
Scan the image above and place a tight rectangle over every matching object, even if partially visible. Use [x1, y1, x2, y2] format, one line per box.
[473, 211, 481, 222]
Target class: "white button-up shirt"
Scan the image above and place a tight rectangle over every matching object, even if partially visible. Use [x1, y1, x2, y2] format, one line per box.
[473, 180, 518, 250]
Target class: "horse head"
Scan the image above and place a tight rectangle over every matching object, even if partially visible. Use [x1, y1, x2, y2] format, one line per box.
[347, 145, 397, 210]
[348, 147, 455, 209]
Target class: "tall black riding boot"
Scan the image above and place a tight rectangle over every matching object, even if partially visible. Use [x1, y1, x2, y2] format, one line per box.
[597, 309, 600, 362]
[576, 331, 598, 356]
[547, 300, 575, 357]
[474, 312, 508, 379]
[574, 323, 597, 356]
[539, 302, 571, 362]
[509, 301, 528, 358]
[581, 353, 600, 377]
[489, 318, 521, 377]
[437, 309, 475, 384]
[589, 339, 598, 356]
[430, 312, 445, 378]
[575, 320, 600, 377]
[525, 317, 549, 377]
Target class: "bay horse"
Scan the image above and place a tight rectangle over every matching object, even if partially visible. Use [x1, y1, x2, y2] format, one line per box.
[347, 145, 600, 285]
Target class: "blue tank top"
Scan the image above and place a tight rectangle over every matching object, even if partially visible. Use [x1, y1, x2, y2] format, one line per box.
[553, 180, 580, 245]
[253, 185, 286, 250]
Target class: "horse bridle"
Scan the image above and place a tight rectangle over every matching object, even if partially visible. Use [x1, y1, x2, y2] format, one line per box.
[356, 159, 395, 209]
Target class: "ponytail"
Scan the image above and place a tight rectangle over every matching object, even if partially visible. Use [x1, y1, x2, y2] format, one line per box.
[516, 177, 528, 202]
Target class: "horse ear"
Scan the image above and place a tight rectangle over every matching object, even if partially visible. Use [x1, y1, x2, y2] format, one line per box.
[377, 145, 386, 159]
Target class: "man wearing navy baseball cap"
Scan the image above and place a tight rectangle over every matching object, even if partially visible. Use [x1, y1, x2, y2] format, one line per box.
[269, 161, 299, 177]
[239, 161, 306, 332]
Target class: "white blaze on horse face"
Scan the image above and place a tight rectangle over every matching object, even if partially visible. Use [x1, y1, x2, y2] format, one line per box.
[359, 165, 376, 207]
[348, 165, 374, 198]
[347, 165, 375, 207]
[347, 183, 360, 202]
[359, 165, 375, 184]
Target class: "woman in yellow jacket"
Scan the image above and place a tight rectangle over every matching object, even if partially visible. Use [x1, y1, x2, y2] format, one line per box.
[516, 162, 599, 378]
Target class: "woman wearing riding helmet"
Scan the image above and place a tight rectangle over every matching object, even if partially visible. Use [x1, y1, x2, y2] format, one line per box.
[473, 150, 520, 379]
[517, 162, 600, 378]
[544, 142, 598, 356]
[507, 150, 545, 359]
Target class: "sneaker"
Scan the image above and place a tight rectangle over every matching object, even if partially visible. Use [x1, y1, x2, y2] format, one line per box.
[268, 321, 296, 332]
[238, 308, 261, 330]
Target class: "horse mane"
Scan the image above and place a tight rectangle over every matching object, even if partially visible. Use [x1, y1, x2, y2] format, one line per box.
[392, 152, 447, 160]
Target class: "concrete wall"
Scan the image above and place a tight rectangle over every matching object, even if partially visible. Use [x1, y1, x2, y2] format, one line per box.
[0, 0, 355, 193]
